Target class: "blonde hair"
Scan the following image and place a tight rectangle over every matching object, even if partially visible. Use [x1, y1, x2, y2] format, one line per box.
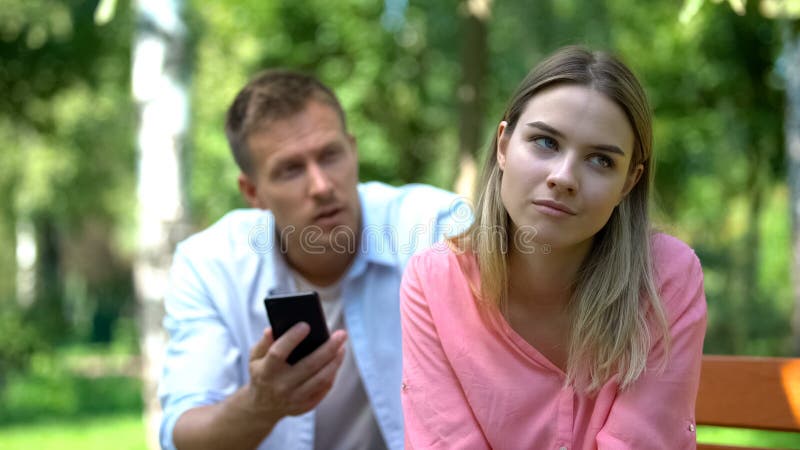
[450, 46, 668, 393]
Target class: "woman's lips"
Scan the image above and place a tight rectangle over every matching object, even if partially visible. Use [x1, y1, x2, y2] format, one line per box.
[532, 200, 576, 217]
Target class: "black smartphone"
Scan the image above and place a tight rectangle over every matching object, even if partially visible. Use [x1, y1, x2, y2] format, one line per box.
[264, 291, 330, 365]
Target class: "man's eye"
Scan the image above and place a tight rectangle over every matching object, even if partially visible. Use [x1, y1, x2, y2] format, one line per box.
[533, 136, 558, 150]
[276, 164, 303, 179]
[320, 148, 342, 164]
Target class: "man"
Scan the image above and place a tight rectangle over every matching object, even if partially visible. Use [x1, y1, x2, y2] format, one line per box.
[158, 70, 468, 450]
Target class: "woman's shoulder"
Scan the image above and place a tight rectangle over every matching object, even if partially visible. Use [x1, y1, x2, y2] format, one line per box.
[409, 241, 471, 271]
[649, 232, 706, 321]
[406, 241, 479, 288]
[650, 232, 702, 273]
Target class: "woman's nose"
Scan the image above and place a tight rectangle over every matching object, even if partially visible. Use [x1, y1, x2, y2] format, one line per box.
[545, 155, 578, 194]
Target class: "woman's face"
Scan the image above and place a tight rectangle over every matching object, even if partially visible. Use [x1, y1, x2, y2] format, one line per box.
[497, 84, 643, 252]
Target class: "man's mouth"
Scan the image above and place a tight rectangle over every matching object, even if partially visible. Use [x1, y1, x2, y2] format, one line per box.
[314, 206, 343, 221]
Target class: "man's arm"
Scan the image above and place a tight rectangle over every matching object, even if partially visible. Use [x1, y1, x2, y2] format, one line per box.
[173, 323, 347, 450]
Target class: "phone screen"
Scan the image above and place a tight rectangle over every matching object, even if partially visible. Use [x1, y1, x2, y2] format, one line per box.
[264, 291, 330, 364]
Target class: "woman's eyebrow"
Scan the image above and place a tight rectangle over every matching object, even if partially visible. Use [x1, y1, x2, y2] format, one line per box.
[590, 144, 625, 156]
[525, 121, 625, 156]
[525, 121, 564, 138]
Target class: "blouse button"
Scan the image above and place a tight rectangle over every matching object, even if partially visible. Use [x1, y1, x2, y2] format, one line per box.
[688, 423, 696, 432]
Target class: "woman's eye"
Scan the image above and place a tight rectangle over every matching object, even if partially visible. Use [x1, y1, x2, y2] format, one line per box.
[589, 155, 614, 169]
[533, 136, 558, 150]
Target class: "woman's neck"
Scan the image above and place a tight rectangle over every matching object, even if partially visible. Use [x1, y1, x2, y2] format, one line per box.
[507, 238, 593, 309]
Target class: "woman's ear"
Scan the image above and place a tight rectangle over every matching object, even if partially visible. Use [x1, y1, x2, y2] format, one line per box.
[621, 163, 644, 198]
[496, 121, 509, 171]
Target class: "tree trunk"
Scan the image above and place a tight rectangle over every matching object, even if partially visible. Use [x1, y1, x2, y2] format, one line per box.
[132, 1, 190, 447]
[454, 0, 491, 199]
[785, 24, 800, 355]
[743, 145, 763, 353]
[14, 219, 34, 309]
[30, 215, 67, 342]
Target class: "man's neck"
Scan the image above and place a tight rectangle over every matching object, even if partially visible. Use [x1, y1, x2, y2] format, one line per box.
[284, 247, 357, 287]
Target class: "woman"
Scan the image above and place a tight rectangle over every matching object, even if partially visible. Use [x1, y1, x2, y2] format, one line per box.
[400, 46, 706, 449]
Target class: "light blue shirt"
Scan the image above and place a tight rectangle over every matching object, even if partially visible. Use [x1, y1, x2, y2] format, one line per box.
[158, 182, 471, 450]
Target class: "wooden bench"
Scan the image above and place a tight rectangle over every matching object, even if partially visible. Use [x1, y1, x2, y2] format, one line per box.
[696, 355, 800, 450]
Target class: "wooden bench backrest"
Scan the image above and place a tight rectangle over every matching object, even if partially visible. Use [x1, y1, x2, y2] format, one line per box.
[696, 355, 800, 450]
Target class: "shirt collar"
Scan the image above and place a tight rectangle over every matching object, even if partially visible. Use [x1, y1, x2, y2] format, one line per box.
[354, 183, 397, 269]
[265, 183, 397, 293]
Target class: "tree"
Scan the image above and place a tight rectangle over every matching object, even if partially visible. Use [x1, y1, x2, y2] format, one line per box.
[132, 0, 191, 446]
[689, 0, 800, 353]
[454, 0, 491, 198]
[0, 0, 136, 374]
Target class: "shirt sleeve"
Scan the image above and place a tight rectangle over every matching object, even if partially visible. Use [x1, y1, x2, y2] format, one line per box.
[596, 246, 707, 450]
[400, 253, 490, 450]
[432, 195, 473, 242]
[157, 244, 244, 450]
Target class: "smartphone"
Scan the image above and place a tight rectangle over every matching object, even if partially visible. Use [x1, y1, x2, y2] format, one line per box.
[264, 291, 330, 365]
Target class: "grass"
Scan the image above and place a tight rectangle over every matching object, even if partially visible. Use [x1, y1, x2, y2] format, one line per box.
[0, 412, 147, 450]
[697, 425, 800, 449]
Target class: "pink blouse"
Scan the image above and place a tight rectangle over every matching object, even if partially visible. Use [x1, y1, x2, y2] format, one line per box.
[400, 233, 707, 450]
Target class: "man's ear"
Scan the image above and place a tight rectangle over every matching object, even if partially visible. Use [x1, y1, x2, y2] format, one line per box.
[496, 121, 509, 171]
[621, 163, 644, 198]
[238, 172, 266, 209]
[347, 133, 357, 156]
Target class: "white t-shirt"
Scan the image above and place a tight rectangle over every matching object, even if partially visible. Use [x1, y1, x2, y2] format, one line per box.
[291, 271, 388, 450]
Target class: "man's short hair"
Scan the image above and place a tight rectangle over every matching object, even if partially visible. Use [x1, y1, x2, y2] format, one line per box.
[225, 70, 347, 175]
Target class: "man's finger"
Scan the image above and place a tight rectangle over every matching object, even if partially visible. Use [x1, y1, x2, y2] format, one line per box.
[266, 322, 311, 364]
[287, 330, 347, 386]
[292, 343, 346, 403]
[250, 328, 274, 362]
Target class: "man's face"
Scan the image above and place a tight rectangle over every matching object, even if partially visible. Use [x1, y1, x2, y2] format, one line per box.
[238, 100, 361, 254]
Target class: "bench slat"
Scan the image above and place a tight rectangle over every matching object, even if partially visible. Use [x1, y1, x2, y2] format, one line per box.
[697, 444, 763, 450]
[696, 355, 800, 433]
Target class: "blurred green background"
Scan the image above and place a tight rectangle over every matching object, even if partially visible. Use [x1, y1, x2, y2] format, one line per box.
[1, 0, 799, 448]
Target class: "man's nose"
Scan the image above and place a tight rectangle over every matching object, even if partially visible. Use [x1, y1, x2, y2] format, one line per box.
[308, 162, 334, 198]
[545, 154, 578, 194]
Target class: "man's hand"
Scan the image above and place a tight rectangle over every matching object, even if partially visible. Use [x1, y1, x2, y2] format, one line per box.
[172, 324, 346, 450]
[246, 323, 347, 421]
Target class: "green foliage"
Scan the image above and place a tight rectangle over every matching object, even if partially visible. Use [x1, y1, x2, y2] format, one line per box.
[0, 0, 137, 361]
[0, 348, 142, 425]
[0, 310, 42, 387]
[654, 1, 789, 354]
